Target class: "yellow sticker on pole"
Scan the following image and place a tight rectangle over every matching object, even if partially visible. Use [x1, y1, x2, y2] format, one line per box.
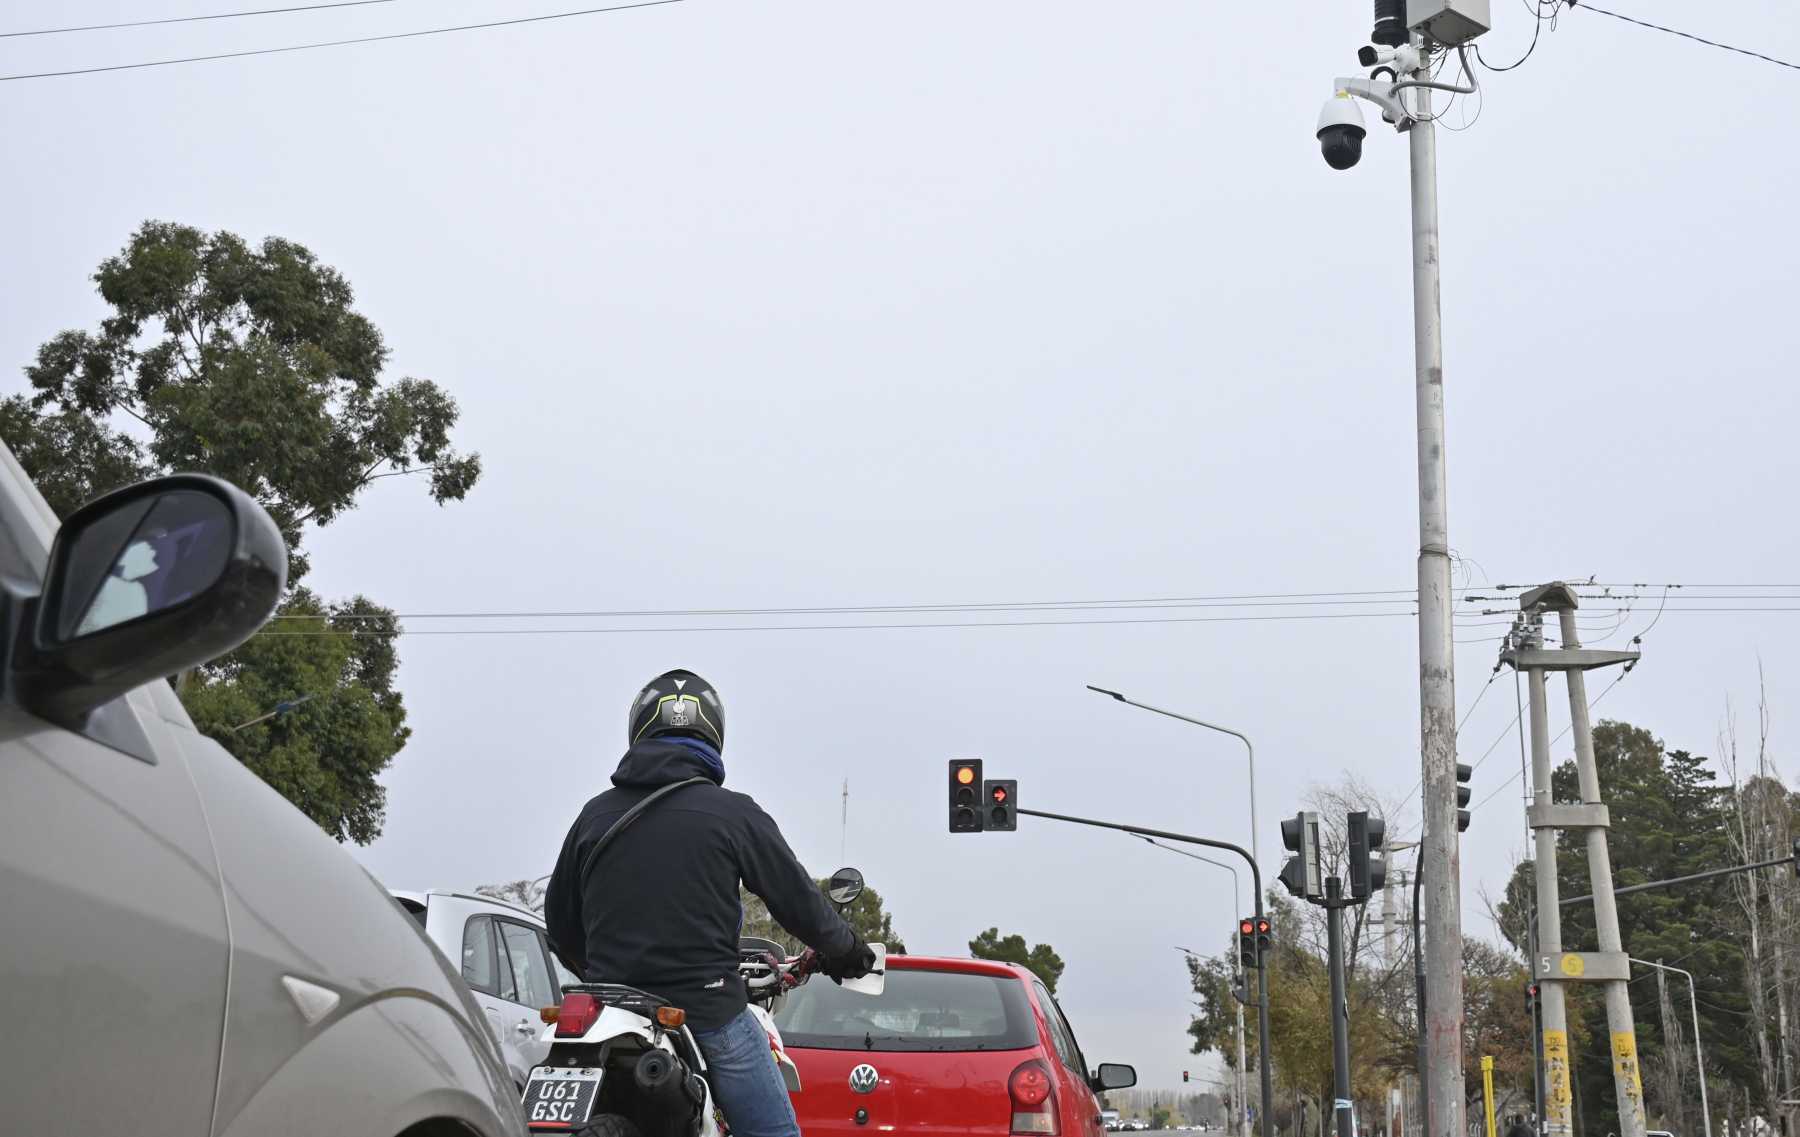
[1612, 1031, 1646, 1107]
[1543, 1030, 1573, 1128]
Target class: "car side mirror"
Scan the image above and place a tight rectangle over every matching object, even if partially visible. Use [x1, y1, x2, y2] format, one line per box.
[826, 866, 865, 910]
[11, 474, 287, 723]
[1092, 1063, 1137, 1092]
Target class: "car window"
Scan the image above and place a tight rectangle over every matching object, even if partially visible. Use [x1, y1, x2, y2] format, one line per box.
[1050, 996, 1091, 1080]
[1033, 980, 1078, 1071]
[542, 930, 582, 993]
[775, 967, 1039, 1052]
[462, 916, 500, 996]
[500, 920, 557, 1009]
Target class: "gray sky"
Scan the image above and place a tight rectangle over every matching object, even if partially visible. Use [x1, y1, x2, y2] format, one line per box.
[5, 0, 1799, 1093]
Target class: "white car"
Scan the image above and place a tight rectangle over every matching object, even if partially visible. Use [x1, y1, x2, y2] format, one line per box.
[0, 452, 525, 1137]
[394, 889, 582, 1091]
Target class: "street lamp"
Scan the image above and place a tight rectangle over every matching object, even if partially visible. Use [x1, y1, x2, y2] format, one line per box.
[1087, 685, 1261, 874]
[1152, 836, 1250, 1137]
[230, 693, 316, 733]
[1629, 958, 1710, 1137]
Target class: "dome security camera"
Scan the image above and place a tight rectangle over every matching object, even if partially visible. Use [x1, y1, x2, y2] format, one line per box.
[1316, 94, 1367, 171]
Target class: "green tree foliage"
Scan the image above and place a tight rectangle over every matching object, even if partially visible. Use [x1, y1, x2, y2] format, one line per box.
[741, 879, 907, 955]
[180, 589, 406, 845]
[969, 927, 1065, 993]
[5, 220, 479, 578]
[1, 221, 481, 844]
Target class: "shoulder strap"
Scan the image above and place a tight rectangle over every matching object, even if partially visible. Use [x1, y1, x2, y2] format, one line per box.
[576, 775, 713, 885]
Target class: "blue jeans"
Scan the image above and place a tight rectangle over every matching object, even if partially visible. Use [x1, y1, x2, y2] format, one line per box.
[694, 1008, 799, 1137]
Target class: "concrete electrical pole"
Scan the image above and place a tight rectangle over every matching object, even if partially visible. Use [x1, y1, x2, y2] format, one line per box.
[1503, 584, 1645, 1137]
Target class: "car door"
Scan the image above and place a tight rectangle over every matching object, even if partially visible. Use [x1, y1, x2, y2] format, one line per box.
[1033, 980, 1104, 1137]
[497, 917, 560, 1068]
[0, 466, 233, 1136]
[0, 699, 230, 1135]
[460, 913, 534, 1087]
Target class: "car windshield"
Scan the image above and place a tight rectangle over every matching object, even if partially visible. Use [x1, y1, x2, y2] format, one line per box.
[774, 967, 1038, 1052]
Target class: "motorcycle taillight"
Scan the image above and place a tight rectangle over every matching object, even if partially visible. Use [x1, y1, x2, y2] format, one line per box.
[555, 993, 603, 1037]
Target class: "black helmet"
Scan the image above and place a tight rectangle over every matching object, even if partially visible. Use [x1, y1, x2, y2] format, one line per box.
[628, 669, 725, 751]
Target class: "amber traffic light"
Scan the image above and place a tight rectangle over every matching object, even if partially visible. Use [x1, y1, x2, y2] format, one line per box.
[949, 759, 983, 832]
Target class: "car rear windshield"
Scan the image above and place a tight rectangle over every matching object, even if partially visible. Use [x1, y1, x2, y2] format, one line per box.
[774, 967, 1038, 1052]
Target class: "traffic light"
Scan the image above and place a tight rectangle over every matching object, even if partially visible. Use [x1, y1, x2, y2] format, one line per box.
[1238, 918, 1257, 971]
[1525, 982, 1539, 1017]
[984, 779, 1017, 831]
[949, 759, 983, 832]
[1457, 762, 1473, 832]
[1277, 811, 1322, 900]
[1254, 915, 1272, 962]
[1182, 1071, 1190, 1084]
[1792, 837, 1799, 879]
[1346, 811, 1386, 901]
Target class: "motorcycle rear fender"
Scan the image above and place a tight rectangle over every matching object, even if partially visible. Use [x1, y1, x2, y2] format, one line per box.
[539, 1004, 664, 1048]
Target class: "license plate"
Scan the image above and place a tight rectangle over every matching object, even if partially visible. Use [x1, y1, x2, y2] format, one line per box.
[524, 1067, 603, 1130]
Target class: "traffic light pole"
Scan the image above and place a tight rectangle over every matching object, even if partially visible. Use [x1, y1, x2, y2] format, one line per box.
[1017, 807, 1274, 1137]
[1325, 876, 1354, 1137]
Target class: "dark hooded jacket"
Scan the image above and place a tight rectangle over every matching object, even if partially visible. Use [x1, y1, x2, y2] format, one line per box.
[544, 738, 858, 1031]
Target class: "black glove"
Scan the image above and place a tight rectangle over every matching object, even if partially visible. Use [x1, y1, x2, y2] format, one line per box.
[822, 935, 877, 982]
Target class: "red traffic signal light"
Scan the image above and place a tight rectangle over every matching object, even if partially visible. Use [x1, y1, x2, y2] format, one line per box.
[1182, 1071, 1190, 1083]
[1239, 918, 1255, 937]
[1254, 917, 1271, 936]
[984, 779, 1017, 831]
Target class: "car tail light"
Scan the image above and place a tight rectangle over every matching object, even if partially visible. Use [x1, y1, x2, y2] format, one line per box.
[554, 993, 603, 1037]
[1010, 1060, 1059, 1135]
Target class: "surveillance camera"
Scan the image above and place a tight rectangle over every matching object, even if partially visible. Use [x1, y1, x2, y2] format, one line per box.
[1357, 45, 1380, 67]
[1316, 94, 1366, 171]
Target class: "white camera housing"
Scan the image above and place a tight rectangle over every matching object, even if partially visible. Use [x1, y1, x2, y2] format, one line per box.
[1316, 94, 1368, 170]
[1408, 0, 1489, 46]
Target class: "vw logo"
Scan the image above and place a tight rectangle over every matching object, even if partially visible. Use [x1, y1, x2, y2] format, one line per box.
[849, 1064, 880, 1094]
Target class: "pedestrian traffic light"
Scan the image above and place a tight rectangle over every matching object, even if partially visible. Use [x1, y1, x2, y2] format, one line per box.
[984, 779, 1017, 831]
[949, 759, 983, 832]
[1457, 762, 1473, 832]
[1277, 811, 1322, 900]
[1238, 917, 1258, 971]
[1346, 811, 1386, 901]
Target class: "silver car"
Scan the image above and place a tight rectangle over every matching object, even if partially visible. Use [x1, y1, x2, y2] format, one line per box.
[0, 446, 526, 1137]
[393, 889, 583, 1091]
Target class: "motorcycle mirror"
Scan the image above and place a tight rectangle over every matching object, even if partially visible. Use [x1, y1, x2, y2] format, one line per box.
[826, 866, 865, 909]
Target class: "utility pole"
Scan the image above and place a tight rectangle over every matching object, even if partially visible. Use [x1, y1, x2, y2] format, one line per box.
[1502, 584, 1643, 1137]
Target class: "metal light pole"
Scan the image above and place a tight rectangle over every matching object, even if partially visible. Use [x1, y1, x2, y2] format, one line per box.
[1631, 958, 1710, 1137]
[1153, 837, 1251, 1137]
[1087, 685, 1261, 874]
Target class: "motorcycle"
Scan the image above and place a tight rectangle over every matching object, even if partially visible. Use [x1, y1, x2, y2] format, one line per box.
[522, 867, 886, 1137]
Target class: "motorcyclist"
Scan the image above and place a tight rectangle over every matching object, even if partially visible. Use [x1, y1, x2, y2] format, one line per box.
[545, 669, 875, 1137]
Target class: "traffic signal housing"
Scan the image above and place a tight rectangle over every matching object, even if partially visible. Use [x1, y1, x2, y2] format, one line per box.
[1253, 915, 1272, 962]
[1457, 762, 1473, 832]
[1792, 837, 1799, 879]
[1182, 1071, 1190, 1084]
[984, 779, 1017, 831]
[949, 759, 983, 832]
[1346, 811, 1386, 901]
[1525, 982, 1540, 1017]
[1238, 918, 1257, 971]
[1278, 811, 1322, 900]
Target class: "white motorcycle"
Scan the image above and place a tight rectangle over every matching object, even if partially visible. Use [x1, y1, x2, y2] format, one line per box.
[523, 867, 886, 1137]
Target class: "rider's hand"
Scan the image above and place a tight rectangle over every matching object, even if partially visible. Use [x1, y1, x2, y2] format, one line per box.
[822, 936, 877, 983]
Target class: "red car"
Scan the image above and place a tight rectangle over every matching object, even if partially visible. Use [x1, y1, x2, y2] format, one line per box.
[773, 954, 1136, 1137]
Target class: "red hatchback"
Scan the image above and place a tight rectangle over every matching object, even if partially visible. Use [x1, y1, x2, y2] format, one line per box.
[773, 955, 1136, 1137]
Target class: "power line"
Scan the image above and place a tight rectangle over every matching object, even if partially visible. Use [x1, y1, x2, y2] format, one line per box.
[1570, 1, 1800, 72]
[0, 0, 686, 82]
[278, 590, 1455, 622]
[1, 0, 399, 39]
[250, 608, 1421, 637]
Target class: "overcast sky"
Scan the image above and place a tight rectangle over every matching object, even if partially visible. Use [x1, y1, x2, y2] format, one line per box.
[5, 0, 1799, 1093]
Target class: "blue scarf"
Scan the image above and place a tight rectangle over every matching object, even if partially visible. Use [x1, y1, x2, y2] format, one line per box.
[662, 735, 726, 785]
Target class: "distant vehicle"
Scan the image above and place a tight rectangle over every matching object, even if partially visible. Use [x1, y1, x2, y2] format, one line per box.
[0, 455, 525, 1137]
[1103, 1110, 1123, 1130]
[775, 953, 1135, 1137]
[392, 889, 582, 1090]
